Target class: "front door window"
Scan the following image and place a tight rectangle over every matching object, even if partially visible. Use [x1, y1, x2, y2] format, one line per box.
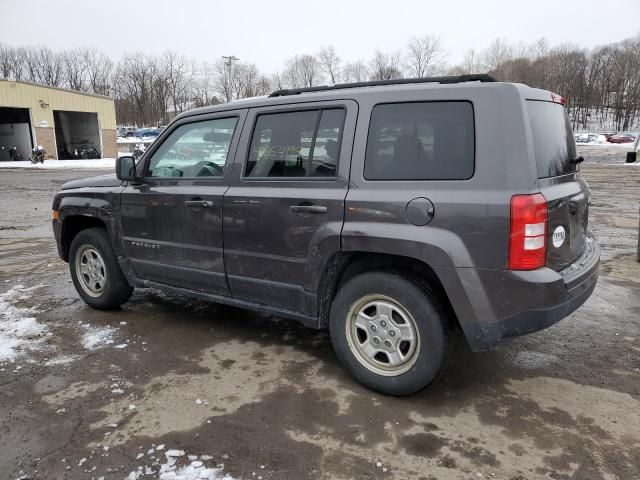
[147, 117, 238, 178]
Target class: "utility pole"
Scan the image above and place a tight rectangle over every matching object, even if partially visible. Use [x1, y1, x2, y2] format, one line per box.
[222, 55, 239, 102]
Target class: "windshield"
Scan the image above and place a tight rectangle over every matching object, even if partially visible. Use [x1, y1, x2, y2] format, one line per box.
[527, 100, 577, 178]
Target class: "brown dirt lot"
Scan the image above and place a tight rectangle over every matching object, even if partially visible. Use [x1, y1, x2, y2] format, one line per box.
[0, 163, 639, 480]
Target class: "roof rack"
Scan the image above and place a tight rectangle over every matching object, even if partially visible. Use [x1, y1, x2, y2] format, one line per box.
[268, 74, 496, 97]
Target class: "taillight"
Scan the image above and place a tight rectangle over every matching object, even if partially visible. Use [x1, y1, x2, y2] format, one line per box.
[550, 92, 566, 105]
[508, 193, 548, 270]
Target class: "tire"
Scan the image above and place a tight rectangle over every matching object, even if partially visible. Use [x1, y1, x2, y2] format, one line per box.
[69, 227, 133, 309]
[329, 271, 448, 396]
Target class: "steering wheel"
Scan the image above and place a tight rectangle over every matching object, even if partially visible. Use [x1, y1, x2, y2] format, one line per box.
[194, 161, 223, 177]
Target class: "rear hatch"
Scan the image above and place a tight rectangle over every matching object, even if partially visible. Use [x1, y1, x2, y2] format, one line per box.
[527, 99, 589, 271]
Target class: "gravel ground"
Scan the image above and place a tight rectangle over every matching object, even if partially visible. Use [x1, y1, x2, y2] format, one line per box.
[0, 163, 639, 480]
[576, 143, 636, 165]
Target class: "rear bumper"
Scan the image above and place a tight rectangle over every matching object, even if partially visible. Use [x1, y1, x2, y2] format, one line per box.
[435, 233, 600, 351]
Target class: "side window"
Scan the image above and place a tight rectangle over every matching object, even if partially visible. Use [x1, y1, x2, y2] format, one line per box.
[147, 117, 238, 178]
[364, 102, 474, 180]
[245, 108, 345, 178]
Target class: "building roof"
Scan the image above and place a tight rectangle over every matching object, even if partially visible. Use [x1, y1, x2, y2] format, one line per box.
[0, 78, 114, 101]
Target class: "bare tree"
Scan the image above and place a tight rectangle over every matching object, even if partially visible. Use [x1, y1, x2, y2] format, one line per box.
[191, 62, 220, 108]
[283, 54, 323, 88]
[0, 44, 15, 78]
[528, 38, 550, 61]
[0, 44, 28, 80]
[318, 45, 341, 83]
[482, 38, 514, 74]
[298, 54, 322, 87]
[32, 46, 64, 86]
[114, 53, 167, 125]
[11, 47, 26, 80]
[83, 48, 113, 95]
[23, 48, 39, 82]
[232, 62, 262, 98]
[404, 35, 445, 77]
[281, 58, 301, 88]
[270, 71, 285, 91]
[2, 35, 638, 131]
[369, 50, 403, 80]
[447, 51, 480, 75]
[342, 60, 369, 83]
[62, 48, 89, 91]
[162, 51, 194, 115]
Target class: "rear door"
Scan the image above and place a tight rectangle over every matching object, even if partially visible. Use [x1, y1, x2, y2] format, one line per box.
[120, 111, 245, 294]
[527, 99, 589, 271]
[223, 101, 357, 316]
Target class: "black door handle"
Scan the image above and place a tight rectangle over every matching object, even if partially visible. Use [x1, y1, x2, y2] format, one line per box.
[290, 204, 328, 214]
[185, 200, 214, 208]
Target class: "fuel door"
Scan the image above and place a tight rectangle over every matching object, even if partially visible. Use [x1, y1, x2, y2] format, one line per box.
[405, 197, 435, 226]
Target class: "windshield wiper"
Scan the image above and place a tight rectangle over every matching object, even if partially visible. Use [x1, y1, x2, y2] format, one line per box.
[570, 156, 585, 164]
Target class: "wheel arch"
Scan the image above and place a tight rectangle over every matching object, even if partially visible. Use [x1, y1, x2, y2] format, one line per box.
[60, 215, 108, 262]
[317, 251, 460, 333]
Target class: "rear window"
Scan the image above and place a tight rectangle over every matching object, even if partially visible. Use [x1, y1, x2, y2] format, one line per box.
[364, 101, 475, 180]
[527, 100, 577, 178]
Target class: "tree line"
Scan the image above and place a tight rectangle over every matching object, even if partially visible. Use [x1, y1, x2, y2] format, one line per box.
[1, 34, 638, 130]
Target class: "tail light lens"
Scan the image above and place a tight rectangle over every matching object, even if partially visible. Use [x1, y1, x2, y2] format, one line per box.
[508, 193, 548, 270]
[550, 92, 567, 105]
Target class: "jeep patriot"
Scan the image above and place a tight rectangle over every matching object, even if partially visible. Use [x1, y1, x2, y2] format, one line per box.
[52, 74, 600, 395]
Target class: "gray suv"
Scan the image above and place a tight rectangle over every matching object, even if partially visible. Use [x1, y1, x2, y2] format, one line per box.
[52, 75, 600, 395]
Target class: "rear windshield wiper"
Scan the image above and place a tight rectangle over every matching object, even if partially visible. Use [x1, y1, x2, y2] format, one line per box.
[570, 156, 585, 165]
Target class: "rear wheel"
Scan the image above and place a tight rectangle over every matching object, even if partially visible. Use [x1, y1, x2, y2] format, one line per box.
[329, 271, 447, 396]
[69, 228, 133, 309]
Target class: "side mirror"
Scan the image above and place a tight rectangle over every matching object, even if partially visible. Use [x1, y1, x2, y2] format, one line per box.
[116, 156, 136, 181]
[626, 151, 637, 164]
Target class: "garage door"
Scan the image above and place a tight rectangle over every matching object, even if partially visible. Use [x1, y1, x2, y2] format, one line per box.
[54, 110, 101, 159]
[0, 107, 32, 161]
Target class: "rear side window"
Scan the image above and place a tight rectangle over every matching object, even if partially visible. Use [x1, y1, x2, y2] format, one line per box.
[245, 108, 345, 178]
[527, 100, 577, 178]
[364, 101, 475, 180]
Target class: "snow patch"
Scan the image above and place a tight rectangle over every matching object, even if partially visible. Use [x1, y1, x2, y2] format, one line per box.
[44, 354, 79, 366]
[166, 450, 185, 457]
[127, 450, 236, 480]
[0, 158, 116, 170]
[0, 284, 46, 361]
[81, 325, 118, 350]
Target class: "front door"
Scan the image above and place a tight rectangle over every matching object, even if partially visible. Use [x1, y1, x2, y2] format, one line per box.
[119, 112, 245, 295]
[223, 101, 357, 316]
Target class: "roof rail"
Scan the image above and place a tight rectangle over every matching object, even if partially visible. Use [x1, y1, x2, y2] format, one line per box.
[268, 74, 496, 97]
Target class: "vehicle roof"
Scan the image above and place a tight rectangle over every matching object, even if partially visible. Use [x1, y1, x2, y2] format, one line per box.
[177, 80, 553, 120]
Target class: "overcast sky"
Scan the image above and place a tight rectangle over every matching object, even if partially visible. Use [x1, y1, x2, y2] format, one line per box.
[1, 0, 638, 73]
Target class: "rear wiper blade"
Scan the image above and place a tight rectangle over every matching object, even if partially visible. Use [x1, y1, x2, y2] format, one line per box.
[570, 156, 585, 164]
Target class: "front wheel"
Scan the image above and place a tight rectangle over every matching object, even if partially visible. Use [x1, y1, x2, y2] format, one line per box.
[329, 271, 448, 396]
[69, 227, 133, 309]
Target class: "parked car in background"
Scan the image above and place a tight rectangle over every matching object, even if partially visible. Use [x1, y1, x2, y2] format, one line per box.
[117, 127, 137, 138]
[135, 128, 161, 139]
[52, 75, 600, 395]
[608, 134, 635, 144]
[575, 133, 607, 144]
